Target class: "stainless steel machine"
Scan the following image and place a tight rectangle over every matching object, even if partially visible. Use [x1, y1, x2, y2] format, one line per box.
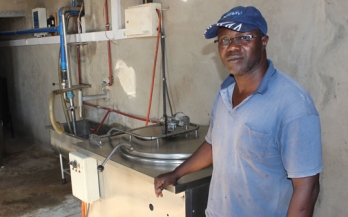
[49, 120, 212, 217]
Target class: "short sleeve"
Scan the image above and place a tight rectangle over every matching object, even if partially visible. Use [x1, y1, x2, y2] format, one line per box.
[281, 115, 322, 178]
[205, 92, 221, 145]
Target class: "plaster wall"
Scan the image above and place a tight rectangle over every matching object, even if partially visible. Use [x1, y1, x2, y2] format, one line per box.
[0, 0, 27, 11]
[0, 0, 347, 216]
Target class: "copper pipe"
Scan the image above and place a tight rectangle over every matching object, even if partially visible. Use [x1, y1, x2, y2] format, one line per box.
[83, 102, 158, 132]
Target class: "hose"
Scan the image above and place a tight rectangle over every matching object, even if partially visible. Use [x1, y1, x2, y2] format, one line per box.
[49, 92, 65, 135]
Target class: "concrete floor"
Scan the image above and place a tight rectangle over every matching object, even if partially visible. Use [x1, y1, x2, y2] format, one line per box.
[0, 128, 81, 217]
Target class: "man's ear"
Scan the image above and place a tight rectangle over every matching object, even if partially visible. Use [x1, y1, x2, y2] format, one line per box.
[262, 35, 269, 49]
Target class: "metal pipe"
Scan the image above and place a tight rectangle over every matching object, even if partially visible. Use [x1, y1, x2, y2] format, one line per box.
[97, 142, 133, 172]
[78, 90, 109, 118]
[59, 6, 83, 135]
[160, 17, 168, 134]
[83, 92, 109, 101]
[104, 0, 114, 86]
[61, 13, 71, 88]
[58, 50, 73, 134]
[52, 84, 91, 94]
[59, 154, 67, 184]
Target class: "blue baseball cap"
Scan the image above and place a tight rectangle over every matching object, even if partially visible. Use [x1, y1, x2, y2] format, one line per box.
[204, 6, 268, 39]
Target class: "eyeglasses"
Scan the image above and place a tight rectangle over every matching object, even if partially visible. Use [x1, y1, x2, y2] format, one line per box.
[214, 35, 264, 47]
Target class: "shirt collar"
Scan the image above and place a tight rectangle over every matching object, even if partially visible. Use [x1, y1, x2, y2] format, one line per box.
[220, 59, 276, 95]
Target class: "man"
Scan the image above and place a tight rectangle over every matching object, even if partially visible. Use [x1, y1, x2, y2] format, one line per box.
[154, 6, 322, 217]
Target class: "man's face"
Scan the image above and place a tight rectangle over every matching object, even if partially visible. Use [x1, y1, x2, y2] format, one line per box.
[216, 28, 268, 76]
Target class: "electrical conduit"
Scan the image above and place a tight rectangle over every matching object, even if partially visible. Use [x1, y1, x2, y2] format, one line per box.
[145, 9, 162, 126]
[104, 0, 114, 86]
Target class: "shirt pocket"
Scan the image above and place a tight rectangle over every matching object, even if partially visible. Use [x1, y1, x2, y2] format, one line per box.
[237, 123, 271, 160]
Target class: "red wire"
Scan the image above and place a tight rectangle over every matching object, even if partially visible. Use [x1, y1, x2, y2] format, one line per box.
[145, 9, 162, 126]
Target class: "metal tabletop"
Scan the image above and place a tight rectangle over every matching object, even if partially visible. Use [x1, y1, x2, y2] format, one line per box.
[75, 125, 212, 194]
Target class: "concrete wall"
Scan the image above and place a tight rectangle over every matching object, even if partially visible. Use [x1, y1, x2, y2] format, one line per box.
[0, 0, 347, 216]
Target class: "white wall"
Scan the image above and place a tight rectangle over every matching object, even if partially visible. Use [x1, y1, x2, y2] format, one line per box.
[0, 0, 347, 216]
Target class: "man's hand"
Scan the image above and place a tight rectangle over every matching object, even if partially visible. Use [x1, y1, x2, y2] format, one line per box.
[154, 141, 213, 197]
[154, 171, 179, 197]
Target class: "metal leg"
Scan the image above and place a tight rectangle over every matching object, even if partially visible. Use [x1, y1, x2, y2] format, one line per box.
[59, 154, 67, 184]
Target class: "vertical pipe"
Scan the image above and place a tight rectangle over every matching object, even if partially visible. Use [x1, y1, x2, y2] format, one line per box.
[157, 9, 168, 134]
[61, 14, 72, 89]
[74, 17, 82, 85]
[105, 0, 113, 86]
[58, 51, 73, 134]
[161, 31, 167, 134]
[59, 13, 67, 73]
[59, 154, 67, 184]
[61, 12, 77, 135]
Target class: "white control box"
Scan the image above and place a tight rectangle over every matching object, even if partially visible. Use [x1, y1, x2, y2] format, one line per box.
[125, 3, 161, 37]
[32, 8, 47, 37]
[69, 152, 100, 203]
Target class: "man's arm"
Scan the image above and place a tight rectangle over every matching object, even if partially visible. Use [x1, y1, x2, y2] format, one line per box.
[154, 141, 213, 197]
[287, 174, 320, 217]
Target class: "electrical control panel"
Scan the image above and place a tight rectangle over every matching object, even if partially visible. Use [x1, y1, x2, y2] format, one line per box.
[69, 152, 100, 203]
[32, 8, 47, 37]
[125, 3, 161, 37]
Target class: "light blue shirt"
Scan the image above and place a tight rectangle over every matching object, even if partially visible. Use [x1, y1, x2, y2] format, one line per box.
[205, 60, 322, 217]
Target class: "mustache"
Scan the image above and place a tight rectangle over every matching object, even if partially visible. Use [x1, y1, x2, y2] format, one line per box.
[224, 51, 242, 58]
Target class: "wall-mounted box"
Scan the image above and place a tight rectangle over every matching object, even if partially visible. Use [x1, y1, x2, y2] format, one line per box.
[32, 8, 47, 37]
[69, 151, 100, 203]
[125, 3, 161, 38]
